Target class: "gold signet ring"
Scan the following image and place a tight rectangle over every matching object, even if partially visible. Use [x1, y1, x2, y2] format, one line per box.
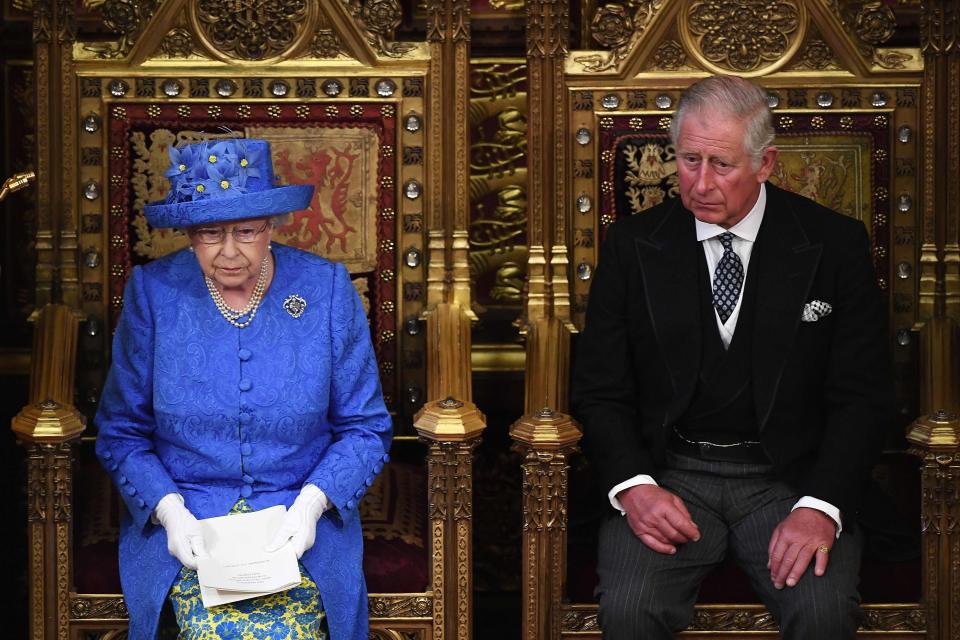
[817, 544, 830, 554]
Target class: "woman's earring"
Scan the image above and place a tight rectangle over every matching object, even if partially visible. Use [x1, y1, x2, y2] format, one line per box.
[188, 246, 194, 253]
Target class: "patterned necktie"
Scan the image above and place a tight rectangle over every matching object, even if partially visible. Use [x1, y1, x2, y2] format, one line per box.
[712, 232, 744, 324]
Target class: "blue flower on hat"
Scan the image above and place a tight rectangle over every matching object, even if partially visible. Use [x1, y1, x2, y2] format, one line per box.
[164, 144, 195, 179]
[198, 153, 248, 198]
[144, 138, 314, 228]
[235, 141, 263, 180]
[203, 140, 238, 168]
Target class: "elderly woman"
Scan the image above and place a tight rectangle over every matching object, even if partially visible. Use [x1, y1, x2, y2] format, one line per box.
[95, 138, 392, 640]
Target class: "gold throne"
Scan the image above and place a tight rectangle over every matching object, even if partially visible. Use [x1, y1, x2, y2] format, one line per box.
[510, 1, 958, 639]
[12, 2, 485, 639]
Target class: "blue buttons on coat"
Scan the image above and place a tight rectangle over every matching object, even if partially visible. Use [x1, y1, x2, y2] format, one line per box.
[365, 477, 374, 486]
[374, 462, 383, 473]
[346, 499, 356, 510]
[241, 443, 252, 455]
[239, 379, 252, 391]
[108, 461, 118, 471]
[238, 348, 251, 361]
[137, 498, 146, 509]
[125, 486, 137, 496]
[354, 488, 364, 499]
[242, 474, 254, 484]
[382, 453, 390, 463]
[102, 450, 112, 460]
[118, 474, 128, 485]
[240, 485, 252, 498]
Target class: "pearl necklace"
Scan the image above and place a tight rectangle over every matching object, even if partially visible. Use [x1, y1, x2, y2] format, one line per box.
[205, 256, 269, 329]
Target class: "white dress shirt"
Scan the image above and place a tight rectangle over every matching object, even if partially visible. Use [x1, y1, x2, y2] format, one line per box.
[608, 185, 842, 535]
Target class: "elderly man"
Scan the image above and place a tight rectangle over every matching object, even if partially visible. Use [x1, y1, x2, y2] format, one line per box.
[572, 75, 892, 638]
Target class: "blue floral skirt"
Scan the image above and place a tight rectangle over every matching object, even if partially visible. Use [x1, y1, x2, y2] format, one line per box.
[167, 500, 328, 640]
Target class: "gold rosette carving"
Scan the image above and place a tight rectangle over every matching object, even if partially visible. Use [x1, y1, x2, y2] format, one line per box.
[681, 0, 806, 75]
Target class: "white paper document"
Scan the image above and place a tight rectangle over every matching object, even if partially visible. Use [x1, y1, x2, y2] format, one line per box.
[195, 505, 301, 608]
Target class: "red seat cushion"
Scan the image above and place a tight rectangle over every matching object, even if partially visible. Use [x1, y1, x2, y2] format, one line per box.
[360, 462, 429, 593]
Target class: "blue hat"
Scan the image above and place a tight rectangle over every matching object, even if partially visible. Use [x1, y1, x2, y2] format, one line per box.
[143, 138, 314, 228]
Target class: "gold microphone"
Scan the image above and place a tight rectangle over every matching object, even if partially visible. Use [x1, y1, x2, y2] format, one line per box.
[0, 170, 36, 202]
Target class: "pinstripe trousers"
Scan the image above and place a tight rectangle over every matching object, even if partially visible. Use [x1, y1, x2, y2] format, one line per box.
[595, 452, 863, 639]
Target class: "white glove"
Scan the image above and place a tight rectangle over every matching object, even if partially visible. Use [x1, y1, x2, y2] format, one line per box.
[153, 493, 208, 570]
[265, 484, 329, 559]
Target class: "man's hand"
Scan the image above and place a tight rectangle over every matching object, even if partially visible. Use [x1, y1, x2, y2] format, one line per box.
[767, 507, 836, 589]
[617, 484, 700, 554]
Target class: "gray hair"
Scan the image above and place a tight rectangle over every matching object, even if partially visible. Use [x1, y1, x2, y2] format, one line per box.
[269, 213, 292, 228]
[669, 75, 775, 169]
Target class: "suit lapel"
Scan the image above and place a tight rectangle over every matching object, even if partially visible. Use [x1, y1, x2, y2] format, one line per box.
[752, 186, 823, 430]
[634, 201, 701, 423]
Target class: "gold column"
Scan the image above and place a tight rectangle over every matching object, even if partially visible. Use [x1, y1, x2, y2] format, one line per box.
[12, 304, 86, 640]
[907, 410, 960, 640]
[421, 9, 485, 634]
[918, 0, 960, 322]
[415, 397, 486, 640]
[33, 0, 78, 307]
[521, 0, 576, 415]
[510, 408, 581, 640]
[514, 8, 578, 635]
[913, 8, 960, 636]
[424, 0, 473, 311]
[423, 0, 477, 402]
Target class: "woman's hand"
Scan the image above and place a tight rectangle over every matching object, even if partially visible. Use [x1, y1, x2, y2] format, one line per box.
[265, 484, 329, 559]
[153, 493, 208, 570]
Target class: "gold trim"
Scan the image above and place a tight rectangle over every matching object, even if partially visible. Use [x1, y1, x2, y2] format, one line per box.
[471, 343, 525, 372]
[559, 603, 926, 636]
[0, 349, 31, 375]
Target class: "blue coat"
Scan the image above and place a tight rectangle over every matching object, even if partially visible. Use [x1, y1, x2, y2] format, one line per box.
[95, 244, 393, 640]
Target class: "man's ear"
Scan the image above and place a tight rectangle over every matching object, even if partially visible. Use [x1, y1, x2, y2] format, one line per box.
[756, 146, 779, 183]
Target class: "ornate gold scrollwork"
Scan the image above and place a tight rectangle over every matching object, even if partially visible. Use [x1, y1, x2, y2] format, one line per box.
[81, 0, 160, 58]
[590, 4, 633, 49]
[574, 1, 662, 73]
[794, 37, 839, 70]
[71, 595, 128, 620]
[689, 608, 777, 631]
[309, 30, 345, 58]
[681, 0, 804, 74]
[854, 1, 897, 46]
[368, 630, 425, 640]
[651, 40, 687, 71]
[192, 0, 313, 61]
[368, 595, 433, 619]
[346, 0, 415, 57]
[873, 48, 914, 70]
[158, 27, 197, 58]
[861, 606, 927, 631]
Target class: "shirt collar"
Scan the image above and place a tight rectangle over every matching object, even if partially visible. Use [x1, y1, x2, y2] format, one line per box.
[694, 182, 766, 243]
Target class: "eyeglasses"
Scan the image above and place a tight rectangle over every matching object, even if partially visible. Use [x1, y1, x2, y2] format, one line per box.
[190, 222, 269, 245]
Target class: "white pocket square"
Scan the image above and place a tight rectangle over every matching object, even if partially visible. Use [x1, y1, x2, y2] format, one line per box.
[801, 300, 832, 322]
